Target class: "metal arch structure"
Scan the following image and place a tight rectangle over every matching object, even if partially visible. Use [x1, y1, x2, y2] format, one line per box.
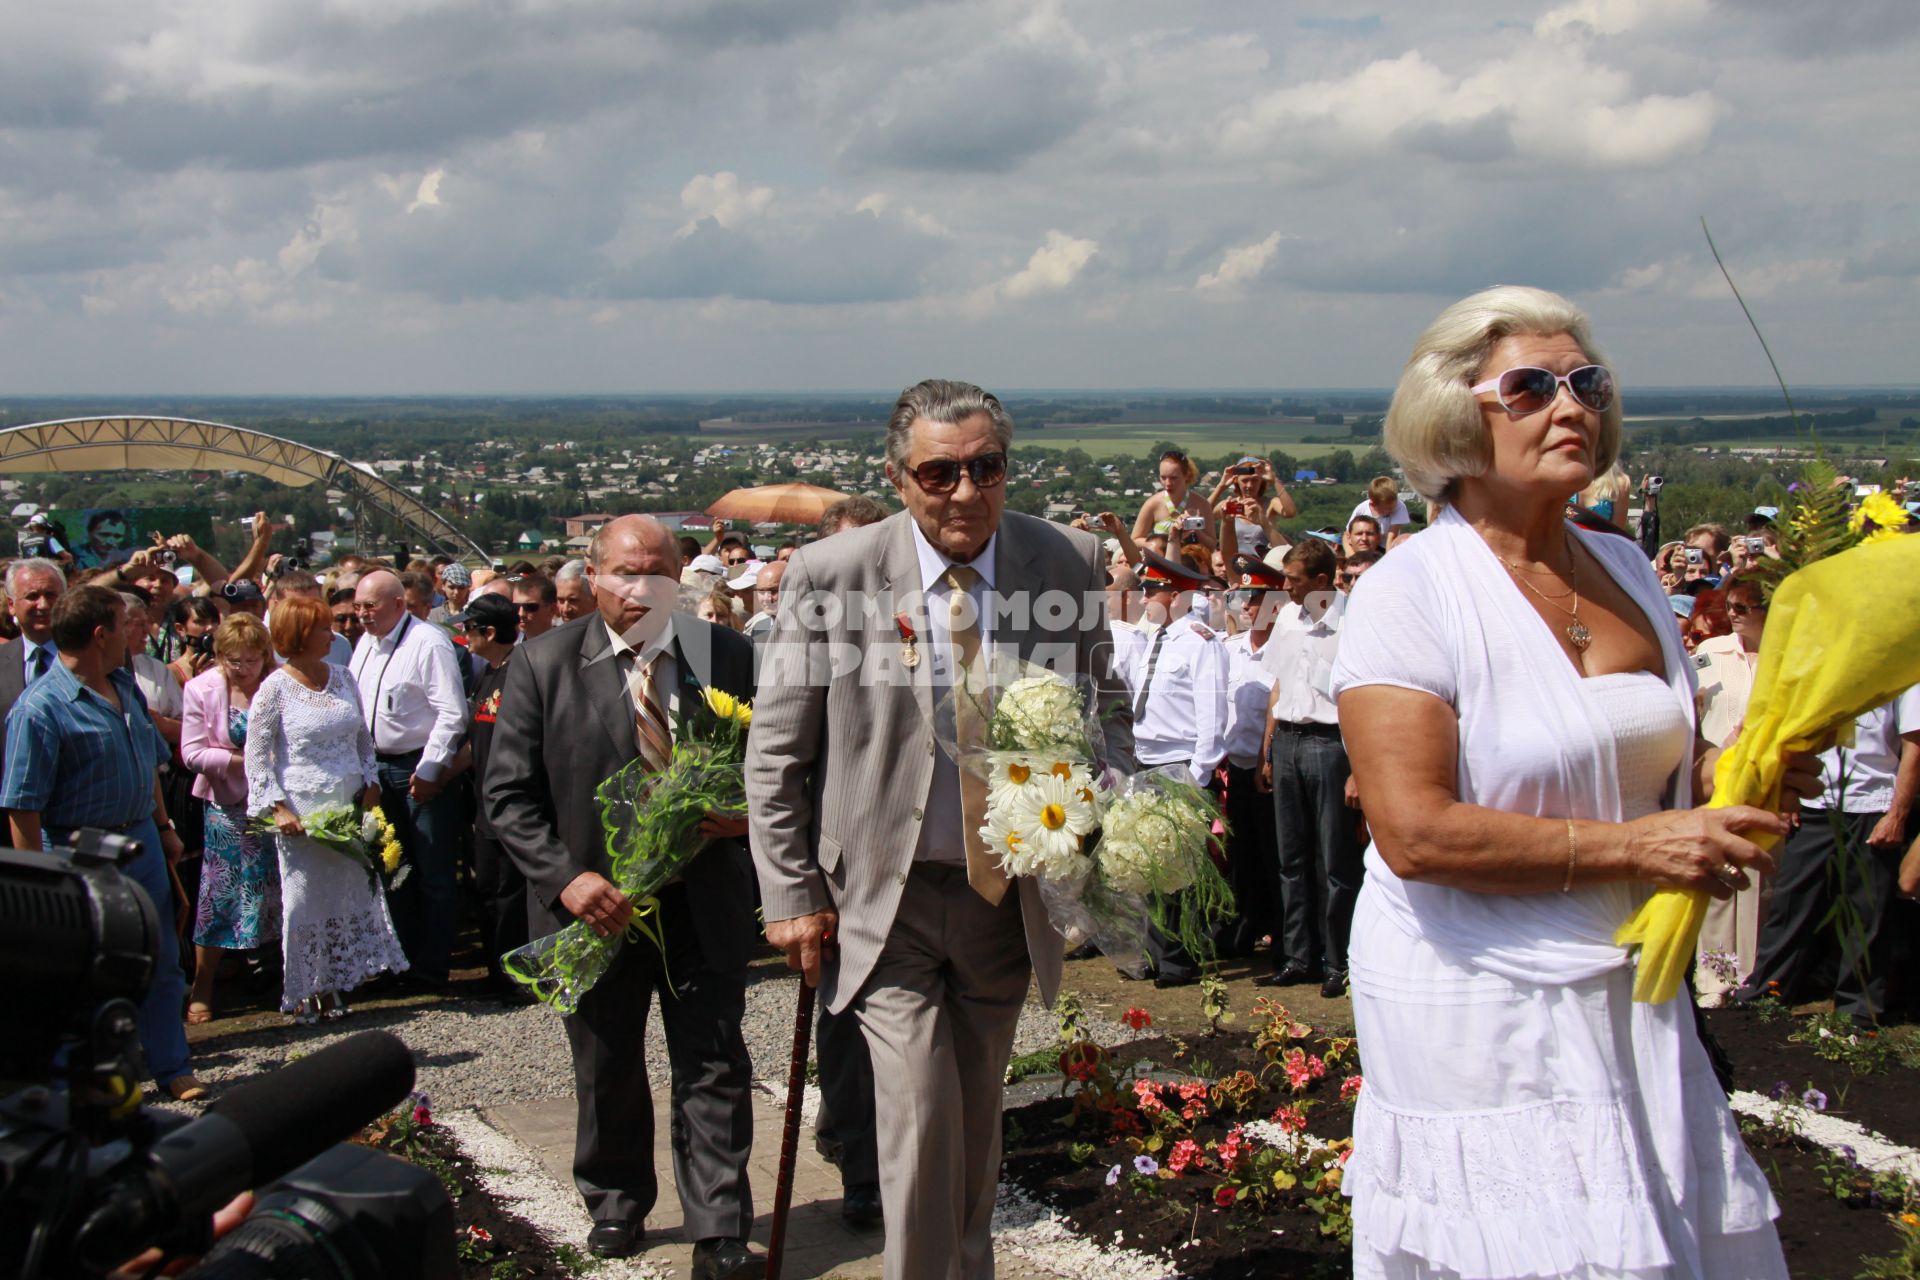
[0, 416, 488, 560]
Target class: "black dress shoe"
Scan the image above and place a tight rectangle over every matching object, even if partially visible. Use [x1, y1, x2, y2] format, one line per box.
[1152, 972, 1198, 989]
[841, 1182, 883, 1228]
[1255, 963, 1319, 988]
[1320, 971, 1349, 999]
[692, 1236, 761, 1280]
[586, 1220, 644, 1259]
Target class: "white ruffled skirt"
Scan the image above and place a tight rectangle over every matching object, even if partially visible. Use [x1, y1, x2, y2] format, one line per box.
[1345, 893, 1787, 1280]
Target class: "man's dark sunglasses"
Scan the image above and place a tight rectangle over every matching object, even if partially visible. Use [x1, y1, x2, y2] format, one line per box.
[905, 451, 1008, 495]
[514, 601, 543, 613]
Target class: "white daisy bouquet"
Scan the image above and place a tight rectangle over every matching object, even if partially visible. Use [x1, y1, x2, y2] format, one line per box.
[942, 663, 1231, 975]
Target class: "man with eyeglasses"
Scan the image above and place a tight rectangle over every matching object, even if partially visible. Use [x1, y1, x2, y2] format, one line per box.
[748, 378, 1133, 1280]
[329, 587, 363, 648]
[512, 572, 558, 640]
[350, 569, 468, 986]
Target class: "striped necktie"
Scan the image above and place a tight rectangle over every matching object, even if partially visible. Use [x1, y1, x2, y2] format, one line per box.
[631, 654, 672, 772]
[945, 564, 1010, 906]
[28, 644, 51, 682]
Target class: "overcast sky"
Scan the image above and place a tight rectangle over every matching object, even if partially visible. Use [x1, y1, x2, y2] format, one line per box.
[0, 0, 1913, 395]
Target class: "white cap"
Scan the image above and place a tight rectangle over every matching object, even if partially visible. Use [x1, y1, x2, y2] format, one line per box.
[688, 553, 726, 576]
[727, 559, 765, 591]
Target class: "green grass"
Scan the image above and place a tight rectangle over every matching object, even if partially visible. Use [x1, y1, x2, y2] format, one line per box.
[1023, 421, 1356, 458]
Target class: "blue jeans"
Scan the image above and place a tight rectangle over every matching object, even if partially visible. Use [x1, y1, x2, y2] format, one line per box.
[52, 819, 191, 1084]
[378, 757, 465, 982]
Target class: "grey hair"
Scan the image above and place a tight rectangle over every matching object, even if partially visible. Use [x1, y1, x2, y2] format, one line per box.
[884, 379, 1015, 471]
[6, 557, 66, 596]
[1383, 285, 1622, 506]
[118, 591, 150, 618]
[556, 558, 588, 584]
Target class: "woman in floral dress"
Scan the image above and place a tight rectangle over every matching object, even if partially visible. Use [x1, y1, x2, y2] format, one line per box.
[179, 614, 280, 1022]
[245, 596, 407, 1023]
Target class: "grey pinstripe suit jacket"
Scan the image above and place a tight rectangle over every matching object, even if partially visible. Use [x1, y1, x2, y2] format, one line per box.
[745, 509, 1136, 1014]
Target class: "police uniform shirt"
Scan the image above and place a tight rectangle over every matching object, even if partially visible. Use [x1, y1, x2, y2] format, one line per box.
[1128, 613, 1228, 786]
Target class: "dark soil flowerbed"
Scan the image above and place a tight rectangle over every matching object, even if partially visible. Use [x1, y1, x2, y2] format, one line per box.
[362, 1103, 585, 1280]
[1002, 1004, 1920, 1279]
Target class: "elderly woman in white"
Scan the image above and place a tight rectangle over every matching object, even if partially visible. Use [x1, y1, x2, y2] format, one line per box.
[1333, 286, 1809, 1280]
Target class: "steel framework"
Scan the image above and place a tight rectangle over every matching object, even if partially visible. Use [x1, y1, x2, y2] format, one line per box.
[0, 416, 488, 560]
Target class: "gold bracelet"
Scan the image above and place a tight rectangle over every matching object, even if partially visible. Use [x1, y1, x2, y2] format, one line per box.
[1562, 818, 1578, 893]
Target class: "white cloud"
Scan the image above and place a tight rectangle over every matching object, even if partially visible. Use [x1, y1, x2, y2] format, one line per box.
[677, 171, 773, 235]
[1536, 0, 1709, 39]
[1002, 230, 1097, 299]
[405, 168, 445, 214]
[1196, 232, 1282, 292]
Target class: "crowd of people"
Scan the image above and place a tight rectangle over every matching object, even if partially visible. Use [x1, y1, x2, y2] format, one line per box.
[7, 285, 1919, 1280]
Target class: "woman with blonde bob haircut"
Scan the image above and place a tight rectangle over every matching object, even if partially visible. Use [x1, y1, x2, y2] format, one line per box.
[1332, 286, 1810, 1279]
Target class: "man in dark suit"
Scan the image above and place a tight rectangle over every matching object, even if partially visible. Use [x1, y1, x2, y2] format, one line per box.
[484, 515, 761, 1278]
[0, 558, 67, 783]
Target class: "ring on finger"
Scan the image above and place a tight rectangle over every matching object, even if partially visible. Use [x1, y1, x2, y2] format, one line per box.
[1712, 863, 1742, 884]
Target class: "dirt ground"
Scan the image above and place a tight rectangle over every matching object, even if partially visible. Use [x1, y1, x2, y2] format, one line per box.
[1055, 949, 1355, 1041]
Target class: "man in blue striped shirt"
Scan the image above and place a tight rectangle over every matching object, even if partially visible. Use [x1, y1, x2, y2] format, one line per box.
[2, 584, 203, 1101]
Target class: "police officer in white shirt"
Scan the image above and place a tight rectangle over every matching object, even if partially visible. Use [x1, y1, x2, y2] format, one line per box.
[1129, 550, 1228, 986]
[1217, 555, 1285, 958]
[351, 568, 469, 984]
[1256, 538, 1361, 997]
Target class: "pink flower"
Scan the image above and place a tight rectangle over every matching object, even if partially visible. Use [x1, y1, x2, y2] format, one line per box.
[1340, 1074, 1364, 1103]
[1214, 1185, 1236, 1208]
[1167, 1138, 1204, 1174]
[1270, 1103, 1308, 1133]
[412, 1104, 433, 1127]
[1309, 1055, 1327, 1080]
[1133, 1080, 1166, 1114]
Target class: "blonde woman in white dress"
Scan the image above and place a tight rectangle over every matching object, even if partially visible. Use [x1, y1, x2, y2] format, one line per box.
[1333, 286, 1816, 1280]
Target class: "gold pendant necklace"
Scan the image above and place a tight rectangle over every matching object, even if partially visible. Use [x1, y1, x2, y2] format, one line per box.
[1502, 540, 1591, 652]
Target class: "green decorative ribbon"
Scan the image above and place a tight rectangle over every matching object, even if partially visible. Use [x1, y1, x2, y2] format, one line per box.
[624, 892, 675, 997]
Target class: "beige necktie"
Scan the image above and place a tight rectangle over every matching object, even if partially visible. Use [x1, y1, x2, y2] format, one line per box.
[945, 564, 1009, 906]
[631, 654, 672, 772]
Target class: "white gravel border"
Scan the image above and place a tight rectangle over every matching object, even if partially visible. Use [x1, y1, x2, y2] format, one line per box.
[1728, 1090, 1920, 1179]
[991, 1180, 1179, 1279]
[438, 1107, 669, 1279]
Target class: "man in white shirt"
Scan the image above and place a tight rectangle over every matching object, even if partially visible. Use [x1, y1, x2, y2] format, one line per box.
[743, 560, 784, 647]
[1129, 550, 1229, 987]
[1738, 684, 1920, 1026]
[1216, 555, 1284, 958]
[1257, 538, 1361, 997]
[351, 568, 469, 984]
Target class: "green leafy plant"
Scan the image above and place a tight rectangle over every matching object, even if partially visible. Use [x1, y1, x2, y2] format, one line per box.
[1199, 974, 1234, 1036]
[1793, 1010, 1896, 1074]
[1858, 1210, 1920, 1279]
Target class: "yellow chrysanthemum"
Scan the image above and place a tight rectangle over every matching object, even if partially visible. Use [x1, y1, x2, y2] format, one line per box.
[732, 703, 753, 727]
[1850, 490, 1908, 537]
[704, 688, 739, 721]
[381, 840, 403, 872]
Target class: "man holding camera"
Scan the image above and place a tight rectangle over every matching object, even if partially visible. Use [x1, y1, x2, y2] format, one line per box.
[1, 585, 204, 1100]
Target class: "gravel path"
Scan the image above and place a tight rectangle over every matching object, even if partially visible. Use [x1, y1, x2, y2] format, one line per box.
[163, 971, 1141, 1113]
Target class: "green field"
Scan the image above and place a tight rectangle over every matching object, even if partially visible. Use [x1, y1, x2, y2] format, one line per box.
[1020, 421, 1348, 459]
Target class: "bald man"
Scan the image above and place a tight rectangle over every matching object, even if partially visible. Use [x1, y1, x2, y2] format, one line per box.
[483, 517, 761, 1274]
[350, 568, 468, 984]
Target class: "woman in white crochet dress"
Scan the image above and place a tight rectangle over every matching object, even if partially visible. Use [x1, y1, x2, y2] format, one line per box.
[1332, 286, 1816, 1280]
[246, 595, 408, 1023]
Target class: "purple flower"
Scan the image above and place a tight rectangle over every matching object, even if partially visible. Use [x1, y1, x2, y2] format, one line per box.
[1839, 1144, 1858, 1165]
[1105, 1164, 1123, 1187]
[1802, 1088, 1828, 1112]
[1134, 1154, 1160, 1176]
[1769, 1080, 1791, 1101]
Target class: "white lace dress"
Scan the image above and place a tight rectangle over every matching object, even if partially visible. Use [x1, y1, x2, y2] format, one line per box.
[245, 665, 408, 1009]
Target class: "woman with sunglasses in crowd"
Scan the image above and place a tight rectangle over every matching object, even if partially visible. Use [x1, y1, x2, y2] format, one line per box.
[1131, 447, 1216, 554]
[1692, 571, 1772, 1006]
[1209, 455, 1296, 558]
[1332, 286, 1809, 1280]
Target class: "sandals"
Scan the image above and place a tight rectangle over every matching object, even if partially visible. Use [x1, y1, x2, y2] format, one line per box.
[185, 1002, 214, 1026]
[291, 997, 321, 1026]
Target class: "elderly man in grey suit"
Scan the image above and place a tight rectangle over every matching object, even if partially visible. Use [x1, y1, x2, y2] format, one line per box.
[747, 379, 1135, 1280]
[485, 515, 762, 1279]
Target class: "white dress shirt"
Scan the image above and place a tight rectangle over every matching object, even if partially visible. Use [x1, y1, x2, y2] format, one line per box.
[911, 520, 998, 864]
[1128, 613, 1228, 785]
[603, 616, 681, 732]
[132, 653, 183, 720]
[349, 614, 467, 780]
[1109, 619, 1148, 701]
[1810, 685, 1920, 813]
[1222, 629, 1276, 769]
[1262, 595, 1344, 726]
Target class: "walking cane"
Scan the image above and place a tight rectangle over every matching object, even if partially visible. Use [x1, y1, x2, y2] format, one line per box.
[766, 955, 819, 1279]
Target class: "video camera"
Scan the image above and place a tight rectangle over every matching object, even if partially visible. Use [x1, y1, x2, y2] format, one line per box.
[0, 834, 454, 1279]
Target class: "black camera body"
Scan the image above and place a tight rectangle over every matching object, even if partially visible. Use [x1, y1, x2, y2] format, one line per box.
[0, 836, 453, 1279]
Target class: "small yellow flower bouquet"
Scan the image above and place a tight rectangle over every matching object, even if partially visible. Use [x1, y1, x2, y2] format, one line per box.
[249, 802, 403, 880]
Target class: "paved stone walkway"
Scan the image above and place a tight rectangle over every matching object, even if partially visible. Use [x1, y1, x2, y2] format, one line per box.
[480, 1080, 1066, 1279]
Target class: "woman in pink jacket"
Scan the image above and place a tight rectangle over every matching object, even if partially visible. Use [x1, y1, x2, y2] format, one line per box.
[180, 614, 280, 1023]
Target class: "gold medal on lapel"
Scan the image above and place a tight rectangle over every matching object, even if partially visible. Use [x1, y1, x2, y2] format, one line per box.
[895, 612, 921, 669]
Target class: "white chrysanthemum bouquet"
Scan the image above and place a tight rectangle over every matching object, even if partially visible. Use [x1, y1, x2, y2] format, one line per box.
[949, 666, 1231, 973]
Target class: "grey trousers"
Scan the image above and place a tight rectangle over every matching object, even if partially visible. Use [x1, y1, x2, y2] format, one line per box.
[853, 862, 1030, 1280]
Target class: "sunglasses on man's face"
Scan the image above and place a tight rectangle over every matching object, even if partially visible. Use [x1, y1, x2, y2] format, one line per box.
[515, 601, 544, 613]
[1470, 364, 1615, 416]
[904, 451, 1008, 495]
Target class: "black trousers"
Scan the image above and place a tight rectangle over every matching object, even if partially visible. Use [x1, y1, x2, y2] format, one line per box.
[813, 999, 879, 1187]
[1215, 763, 1277, 957]
[1744, 808, 1908, 1022]
[562, 884, 754, 1237]
[1269, 726, 1362, 974]
[472, 829, 529, 983]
